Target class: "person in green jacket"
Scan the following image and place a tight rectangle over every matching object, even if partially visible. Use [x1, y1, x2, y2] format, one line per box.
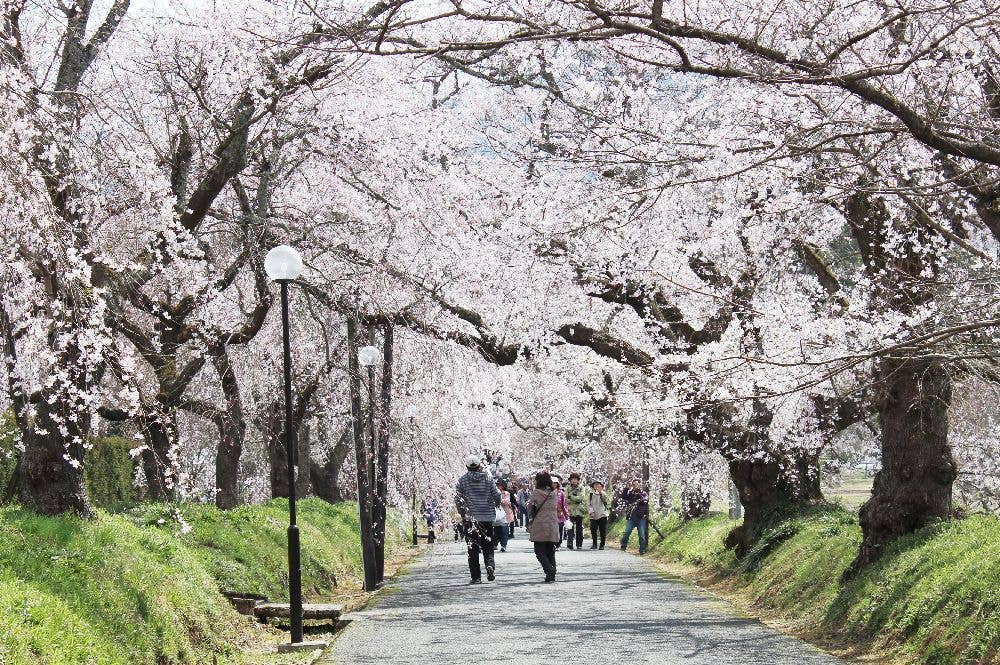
[565, 472, 589, 550]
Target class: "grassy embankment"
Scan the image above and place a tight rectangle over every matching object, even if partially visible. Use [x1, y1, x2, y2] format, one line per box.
[0, 499, 401, 664]
[614, 506, 999, 664]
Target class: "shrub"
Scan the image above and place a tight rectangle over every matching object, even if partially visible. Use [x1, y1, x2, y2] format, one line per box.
[0, 411, 17, 502]
[85, 436, 139, 511]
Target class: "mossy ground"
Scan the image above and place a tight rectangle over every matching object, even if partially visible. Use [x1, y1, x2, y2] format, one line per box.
[0, 499, 401, 664]
[614, 506, 1000, 664]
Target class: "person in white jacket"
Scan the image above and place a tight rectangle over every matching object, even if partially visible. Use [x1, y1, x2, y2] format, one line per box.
[588, 480, 610, 550]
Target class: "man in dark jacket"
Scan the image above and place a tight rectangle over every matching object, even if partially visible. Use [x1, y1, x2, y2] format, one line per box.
[617, 478, 649, 554]
[455, 455, 501, 583]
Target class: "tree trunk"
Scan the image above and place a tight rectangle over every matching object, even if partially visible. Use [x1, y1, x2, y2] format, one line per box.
[310, 426, 352, 503]
[214, 416, 243, 509]
[295, 420, 312, 498]
[213, 347, 247, 509]
[851, 356, 955, 571]
[19, 399, 92, 516]
[140, 412, 177, 502]
[2, 302, 91, 516]
[266, 402, 289, 499]
[724, 448, 823, 556]
[843, 192, 956, 571]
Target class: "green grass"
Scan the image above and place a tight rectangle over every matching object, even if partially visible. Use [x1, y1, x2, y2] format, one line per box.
[619, 507, 1000, 664]
[0, 499, 391, 664]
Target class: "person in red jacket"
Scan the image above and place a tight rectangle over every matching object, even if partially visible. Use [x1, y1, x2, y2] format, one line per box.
[551, 477, 570, 549]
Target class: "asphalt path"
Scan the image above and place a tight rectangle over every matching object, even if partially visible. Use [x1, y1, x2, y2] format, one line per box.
[319, 533, 844, 664]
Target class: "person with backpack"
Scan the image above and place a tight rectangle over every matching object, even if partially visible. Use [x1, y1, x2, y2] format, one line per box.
[455, 455, 501, 583]
[617, 478, 650, 555]
[565, 472, 588, 550]
[588, 480, 610, 549]
[527, 470, 559, 583]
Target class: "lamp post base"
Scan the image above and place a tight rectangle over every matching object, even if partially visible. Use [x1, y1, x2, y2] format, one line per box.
[277, 640, 328, 654]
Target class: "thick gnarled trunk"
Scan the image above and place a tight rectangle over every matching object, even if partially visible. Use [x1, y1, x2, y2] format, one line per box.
[310, 426, 352, 504]
[19, 399, 92, 517]
[724, 449, 822, 555]
[852, 356, 955, 571]
[843, 192, 957, 570]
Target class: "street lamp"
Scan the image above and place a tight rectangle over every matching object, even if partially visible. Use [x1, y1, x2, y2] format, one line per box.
[357, 345, 380, 367]
[403, 404, 419, 547]
[357, 344, 382, 582]
[357, 345, 380, 451]
[357, 346, 380, 458]
[265, 245, 318, 652]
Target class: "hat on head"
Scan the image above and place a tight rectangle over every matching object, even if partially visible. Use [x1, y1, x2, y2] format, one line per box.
[590, 479, 605, 489]
[464, 455, 482, 469]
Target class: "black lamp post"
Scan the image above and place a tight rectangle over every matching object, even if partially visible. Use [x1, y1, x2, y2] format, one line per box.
[357, 343, 381, 581]
[405, 406, 418, 547]
[265, 245, 318, 652]
[357, 344, 380, 486]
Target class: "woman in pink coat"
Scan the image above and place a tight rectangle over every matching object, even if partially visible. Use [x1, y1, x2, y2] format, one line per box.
[552, 478, 570, 548]
[499, 480, 516, 524]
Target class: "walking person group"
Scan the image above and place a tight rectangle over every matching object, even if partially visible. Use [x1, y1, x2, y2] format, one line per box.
[455, 459, 651, 584]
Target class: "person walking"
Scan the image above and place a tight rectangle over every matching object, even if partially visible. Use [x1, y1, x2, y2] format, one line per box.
[500, 481, 516, 540]
[421, 497, 438, 544]
[617, 478, 650, 555]
[517, 485, 530, 527]
[493, 503, 510, 552]
[455, 455, 501, 583]
[552, 478, 569, 549]
[493, 480, 513, 552]
[565, 473, 588, 550]
[588, 480, 610, 549]
[527, 471, 559, 583]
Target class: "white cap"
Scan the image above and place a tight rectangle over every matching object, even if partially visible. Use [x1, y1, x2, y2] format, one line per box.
[464, 455, 481, 469]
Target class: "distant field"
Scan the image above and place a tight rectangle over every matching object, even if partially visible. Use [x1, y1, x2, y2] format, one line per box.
[827, 471, 874, 510]
[671, 470, 876, 516]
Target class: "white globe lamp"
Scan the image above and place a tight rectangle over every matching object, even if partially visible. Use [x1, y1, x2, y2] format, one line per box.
[265, 245, 303, 282]
[358, 345, 381, 367]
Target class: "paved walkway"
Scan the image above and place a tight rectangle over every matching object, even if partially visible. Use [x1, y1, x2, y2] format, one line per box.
[319, 535, 843, 664]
